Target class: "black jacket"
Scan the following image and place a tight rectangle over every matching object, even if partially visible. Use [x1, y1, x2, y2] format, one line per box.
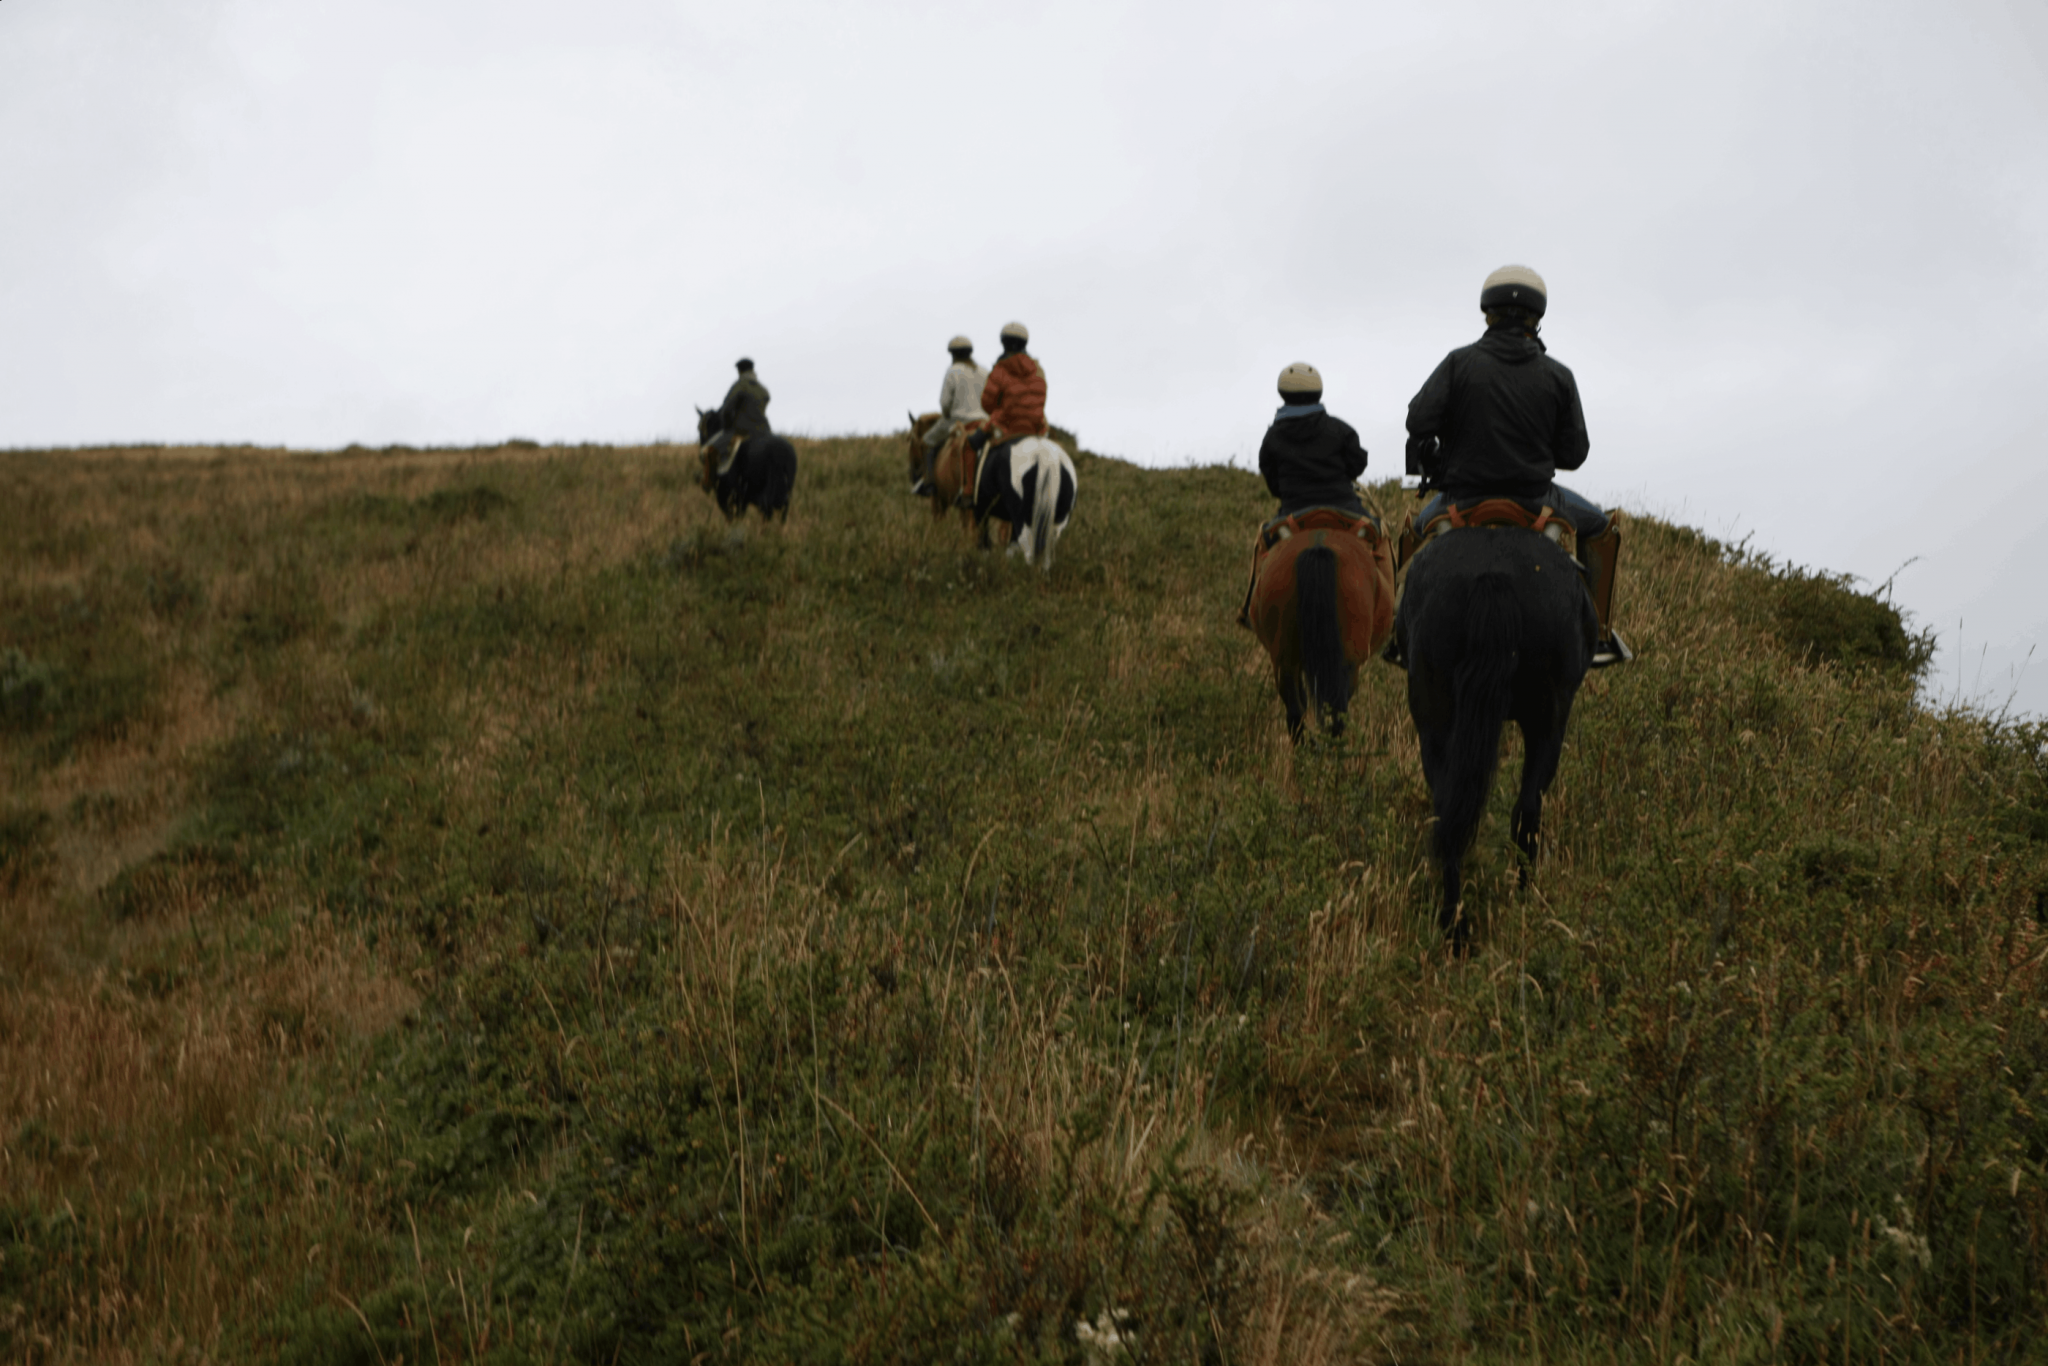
[1405, 327, 1587, 501]
[1258, 408, 1367, 514]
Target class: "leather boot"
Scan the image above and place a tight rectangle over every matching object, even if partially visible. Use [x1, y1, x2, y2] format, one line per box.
[1396, 520, 1425, 572]
[1236, 537, 1260, 629]
[1581, 512, 1633, 667]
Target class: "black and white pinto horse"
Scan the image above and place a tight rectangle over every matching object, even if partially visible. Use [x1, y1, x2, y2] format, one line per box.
[970, 436, 1077, 570]
[1398, 527, 1596, 949]
[694, 407, 797, 522]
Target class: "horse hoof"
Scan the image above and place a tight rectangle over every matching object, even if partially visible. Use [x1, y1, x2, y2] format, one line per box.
[1445, 915, 1476, 957]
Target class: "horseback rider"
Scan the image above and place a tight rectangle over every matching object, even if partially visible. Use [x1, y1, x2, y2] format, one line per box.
[912, 335, 988, 498]
[969, 322, 1048, 466]
[1402, 266, 1629, 666]
[706, 358, 772, 475]
[1237, 363, 1379, 626]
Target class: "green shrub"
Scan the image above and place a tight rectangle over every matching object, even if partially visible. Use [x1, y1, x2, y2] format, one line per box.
[0, 647, 60, 730]
[0, 807, 53, 889]
[1771, 565, 1935, 677]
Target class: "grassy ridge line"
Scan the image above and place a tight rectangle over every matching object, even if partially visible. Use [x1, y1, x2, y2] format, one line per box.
[1, 436, 2043, 1363]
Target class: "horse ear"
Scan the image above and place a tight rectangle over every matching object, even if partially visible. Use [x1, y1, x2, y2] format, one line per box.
[907, 411, 916, 427]
[695, 405, 706, 417]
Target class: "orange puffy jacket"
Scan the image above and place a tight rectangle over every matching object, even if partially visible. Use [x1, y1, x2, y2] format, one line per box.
[981, 353, 1048, 438]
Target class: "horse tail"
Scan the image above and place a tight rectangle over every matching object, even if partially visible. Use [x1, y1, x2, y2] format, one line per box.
[1295, 545, 1347, 721]
[1437, 571, 1519, 866]
[1030, 444, 1061, 569]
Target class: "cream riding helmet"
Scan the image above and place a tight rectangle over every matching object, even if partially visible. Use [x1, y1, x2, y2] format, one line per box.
[947, 335, 972, 352]
[999, 322, 1029, 342]
[1479, 265, 1547, 317]
[1277, 362, 1323, 397]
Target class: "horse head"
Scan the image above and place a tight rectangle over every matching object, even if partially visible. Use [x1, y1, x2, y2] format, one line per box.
[906, 411, 939, 482]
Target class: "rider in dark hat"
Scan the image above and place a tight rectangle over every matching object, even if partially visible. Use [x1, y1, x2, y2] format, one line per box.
[1403, 267, 1629, 666]
[707, 358, 772, 475]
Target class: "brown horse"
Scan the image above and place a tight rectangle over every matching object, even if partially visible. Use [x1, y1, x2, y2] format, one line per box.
[1246, 509, 1396, 742]
[905, 411, 987, 531]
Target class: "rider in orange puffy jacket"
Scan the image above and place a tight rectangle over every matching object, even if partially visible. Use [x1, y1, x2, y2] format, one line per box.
[973, 322, 1048, 461]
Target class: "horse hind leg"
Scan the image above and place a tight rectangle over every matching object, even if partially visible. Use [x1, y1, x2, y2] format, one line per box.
[1278, 666, 1309, 745]
[1509, 707, 1568, 888]
[1510, 797, 1539, 889]
[1443, 860, 1471, 953]
[1438, 845, 1479, 955]
[1419, 725, 1477, 950]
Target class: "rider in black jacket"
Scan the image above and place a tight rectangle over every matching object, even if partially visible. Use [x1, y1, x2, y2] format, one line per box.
[1238, 362, 1379, 626]
[1402, 267, 1628, 666]
[1260, 362, 1368, 516]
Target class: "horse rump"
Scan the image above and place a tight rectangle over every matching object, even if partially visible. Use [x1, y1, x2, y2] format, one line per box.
[1024, 443, 1076, 569]
[755, 435, 797, 521]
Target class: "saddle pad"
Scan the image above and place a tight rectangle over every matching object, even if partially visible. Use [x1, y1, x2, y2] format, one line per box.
[1249, 515, 1395, 663]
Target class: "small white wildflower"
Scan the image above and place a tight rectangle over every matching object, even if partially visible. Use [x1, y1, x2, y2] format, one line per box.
[1074, 1308, 1136, 1362]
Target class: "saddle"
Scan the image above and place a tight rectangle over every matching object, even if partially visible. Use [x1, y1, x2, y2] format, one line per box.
[1254, 506, 1386, 563]
[940, 421, 989, 507]
[716, 435, 746, 479]
[1247, 507, 1396, 659]
[1404, 497, 1577, 568]
[700, 436, 745, 491]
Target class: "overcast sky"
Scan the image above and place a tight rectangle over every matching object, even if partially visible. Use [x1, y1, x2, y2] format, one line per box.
[4, 0, 2045, 716]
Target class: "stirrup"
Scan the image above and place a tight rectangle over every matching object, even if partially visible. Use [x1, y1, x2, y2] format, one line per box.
[1590, 629, 1633, 669]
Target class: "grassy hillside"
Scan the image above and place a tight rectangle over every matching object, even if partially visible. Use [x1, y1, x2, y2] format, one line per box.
[2, 436, 2043, 1364]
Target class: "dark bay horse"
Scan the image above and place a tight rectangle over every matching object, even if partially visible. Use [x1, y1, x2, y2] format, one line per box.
[695, 408, 797, 522]
[1246, 510, 1396, 742]
[1397, 527, 1596, 947]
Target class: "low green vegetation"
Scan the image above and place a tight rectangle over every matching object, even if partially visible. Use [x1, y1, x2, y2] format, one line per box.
[1, 438, 2042, 1363]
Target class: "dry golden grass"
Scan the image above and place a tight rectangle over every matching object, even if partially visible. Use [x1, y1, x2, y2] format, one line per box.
[652, 831, 1402, 1363]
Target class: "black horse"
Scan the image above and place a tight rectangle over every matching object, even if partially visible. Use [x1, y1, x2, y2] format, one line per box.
[1397, 527, 1596, 948]
[694, 408, 797, 522]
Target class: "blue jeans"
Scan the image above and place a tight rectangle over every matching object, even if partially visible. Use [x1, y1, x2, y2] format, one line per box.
[1413, 484, 1607, 538]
